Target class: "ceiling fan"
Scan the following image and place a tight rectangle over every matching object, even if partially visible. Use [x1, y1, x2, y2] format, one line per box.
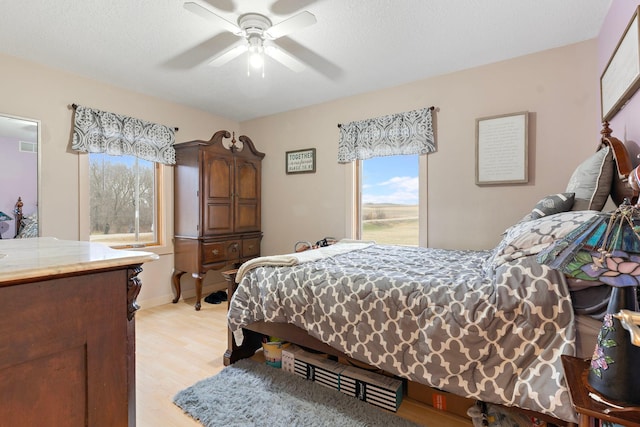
[183, 1, 317, 74]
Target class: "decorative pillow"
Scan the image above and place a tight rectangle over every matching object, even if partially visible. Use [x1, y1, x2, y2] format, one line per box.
[529, 193, 575, 219]
[566, 146, 613, 211]
[487, 210, 599, 270]
[16, 213, 38, 238]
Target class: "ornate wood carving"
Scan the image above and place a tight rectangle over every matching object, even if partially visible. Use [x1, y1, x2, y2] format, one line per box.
[127, 265, 143, 320]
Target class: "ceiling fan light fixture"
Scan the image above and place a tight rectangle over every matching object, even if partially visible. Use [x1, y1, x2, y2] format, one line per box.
[184, 5, 316, 74]
[248, 51, 264, 69]
[247, 35, 264, 70]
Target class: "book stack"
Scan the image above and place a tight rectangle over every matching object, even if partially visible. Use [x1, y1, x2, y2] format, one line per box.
[280, 345, 404, 412]
[339, 365, 403, 412]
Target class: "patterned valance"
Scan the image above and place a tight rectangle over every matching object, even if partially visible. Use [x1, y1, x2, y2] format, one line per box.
[71, 105, 176, 165]
[337, 106, 436, 163]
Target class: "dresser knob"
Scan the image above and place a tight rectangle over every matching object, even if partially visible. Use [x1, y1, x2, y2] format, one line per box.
[212, 249, 219, 255]
[249, 245, 254, 250]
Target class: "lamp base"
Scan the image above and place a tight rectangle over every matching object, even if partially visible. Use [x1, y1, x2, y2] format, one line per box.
[587, 285, 640, 405]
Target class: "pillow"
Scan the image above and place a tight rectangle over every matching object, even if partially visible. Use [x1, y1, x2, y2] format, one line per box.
[566, 146, 613, 211]
[487, 210, 599, 270]
[529, 193, 575, 219]
[16, 213, 38, 238]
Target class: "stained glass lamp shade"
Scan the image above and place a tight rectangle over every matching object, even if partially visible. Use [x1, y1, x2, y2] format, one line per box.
[0, 211, 12, 239]
[538, 201, 640, 405]
[538, 202, 640, 287]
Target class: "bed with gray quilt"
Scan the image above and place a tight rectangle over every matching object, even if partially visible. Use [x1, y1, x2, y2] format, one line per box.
[227, 210, 615, 423]
[225, 127, 640, 423]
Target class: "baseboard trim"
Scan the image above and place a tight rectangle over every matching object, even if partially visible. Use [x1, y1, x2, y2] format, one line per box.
[138, 282, 226, 309]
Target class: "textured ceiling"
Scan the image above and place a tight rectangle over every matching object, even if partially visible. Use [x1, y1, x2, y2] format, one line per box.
[0, 0, 611, 122]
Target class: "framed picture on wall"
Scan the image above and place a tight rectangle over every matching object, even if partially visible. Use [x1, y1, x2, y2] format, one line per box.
[601, 6, 640, 122]
[476, 112, 528, 185]
[286, 148, 316, 174]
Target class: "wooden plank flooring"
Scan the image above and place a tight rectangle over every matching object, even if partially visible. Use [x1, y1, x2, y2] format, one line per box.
[135, 298, 472, 427]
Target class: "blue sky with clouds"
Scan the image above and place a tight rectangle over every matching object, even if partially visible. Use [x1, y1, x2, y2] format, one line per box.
[362, 155, 418, 205]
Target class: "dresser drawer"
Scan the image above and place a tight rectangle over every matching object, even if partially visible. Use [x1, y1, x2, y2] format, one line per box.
[242, 237, 261, 258]
[202, 240, 241, 264]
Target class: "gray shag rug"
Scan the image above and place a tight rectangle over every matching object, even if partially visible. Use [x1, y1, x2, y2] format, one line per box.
[173, 359, 423, 427]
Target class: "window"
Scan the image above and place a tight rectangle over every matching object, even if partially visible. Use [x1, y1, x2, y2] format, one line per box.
[359, 155, 419, 246]
[89, 153, 160, 247]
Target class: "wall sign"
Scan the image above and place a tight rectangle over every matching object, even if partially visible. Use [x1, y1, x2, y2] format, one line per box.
[476, 111, 528, 185]
[286, 148, 316, 174]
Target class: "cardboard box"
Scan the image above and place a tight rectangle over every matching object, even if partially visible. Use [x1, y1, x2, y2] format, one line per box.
[281, 345, 297, 374]
[407, 380, 474, 419]
[285, 346, 345, 391]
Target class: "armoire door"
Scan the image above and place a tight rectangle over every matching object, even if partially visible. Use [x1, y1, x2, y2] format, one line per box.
[234, 157, 261, 233]
[202, 150, 234, 235]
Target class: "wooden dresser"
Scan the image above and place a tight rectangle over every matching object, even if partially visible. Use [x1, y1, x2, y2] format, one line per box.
[0, 237, 158, 427]
[173, 130, 265, 310]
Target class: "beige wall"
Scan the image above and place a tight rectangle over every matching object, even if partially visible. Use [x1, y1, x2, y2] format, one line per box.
[241, 39, 601, 255]
[0, 39, 600, 308]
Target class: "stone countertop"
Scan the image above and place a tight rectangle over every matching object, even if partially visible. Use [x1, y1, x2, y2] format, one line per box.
[0, 237, 159, 283]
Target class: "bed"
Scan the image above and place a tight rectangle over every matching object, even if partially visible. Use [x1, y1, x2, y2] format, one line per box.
[225, 124, 636, 424]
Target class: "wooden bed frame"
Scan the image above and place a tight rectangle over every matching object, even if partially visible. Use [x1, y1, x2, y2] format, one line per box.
[13, 197, 23, 238]
[600, 122, 636, 205]
[222, 124, 636, 427]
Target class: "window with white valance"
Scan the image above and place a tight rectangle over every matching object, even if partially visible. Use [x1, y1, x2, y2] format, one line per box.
[71, 105, 176, 165]
[337, 106, 436, 163]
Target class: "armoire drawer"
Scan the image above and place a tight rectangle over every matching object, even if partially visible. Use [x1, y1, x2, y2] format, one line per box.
[202, 240, 241, 264]
[242, 237, 261, 258]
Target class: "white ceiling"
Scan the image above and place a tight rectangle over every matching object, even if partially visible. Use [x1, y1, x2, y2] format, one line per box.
[0, 0, 611, 122]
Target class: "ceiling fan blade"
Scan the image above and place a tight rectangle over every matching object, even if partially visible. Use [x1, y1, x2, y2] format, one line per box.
[264, 11, 316, 39]
[271, 0, 320, 15]
[162, 32, 239, 69]
[209, 43, 247, 66]
[265, 45, 305, 72]
[274, 37, 343, 80]
[184, 1, 243, 35]
[202, 0, 235, 13]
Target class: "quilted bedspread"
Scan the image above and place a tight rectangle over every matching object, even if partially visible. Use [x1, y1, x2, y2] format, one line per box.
[228, 242, 577, 422]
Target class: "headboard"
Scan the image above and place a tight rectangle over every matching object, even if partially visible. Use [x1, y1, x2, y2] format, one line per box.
[599, 122, 638, 206]
[13, 197, 23, 238]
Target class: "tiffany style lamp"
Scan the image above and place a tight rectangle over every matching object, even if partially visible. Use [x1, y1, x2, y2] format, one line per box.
[0, 211, 12, 239]
[538, 199, 640, 405]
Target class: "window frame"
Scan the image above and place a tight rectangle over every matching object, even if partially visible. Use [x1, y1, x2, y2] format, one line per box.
[349, 155, 428, 247]
[79, 153, 171, 255]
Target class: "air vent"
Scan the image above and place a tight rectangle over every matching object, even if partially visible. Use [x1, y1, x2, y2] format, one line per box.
[19, 141, 37, 153]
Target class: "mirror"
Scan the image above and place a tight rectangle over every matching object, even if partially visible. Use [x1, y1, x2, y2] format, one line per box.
[0, 113, 39, 239]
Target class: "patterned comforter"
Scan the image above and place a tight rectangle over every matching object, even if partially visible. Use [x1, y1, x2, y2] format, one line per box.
[228, 239, 580, 422]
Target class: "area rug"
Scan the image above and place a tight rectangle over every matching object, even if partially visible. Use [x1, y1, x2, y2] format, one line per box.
[173, 358, 423, 427]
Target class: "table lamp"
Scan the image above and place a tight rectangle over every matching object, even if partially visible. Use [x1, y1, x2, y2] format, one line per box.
[537, 198, 640, 405]
[0, 211, 12, 239]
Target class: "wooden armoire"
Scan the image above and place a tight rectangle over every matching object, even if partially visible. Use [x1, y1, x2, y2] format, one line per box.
[172, 130, 264, 310]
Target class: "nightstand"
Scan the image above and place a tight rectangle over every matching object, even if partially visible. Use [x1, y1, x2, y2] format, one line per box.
[561, 355, 640, 427]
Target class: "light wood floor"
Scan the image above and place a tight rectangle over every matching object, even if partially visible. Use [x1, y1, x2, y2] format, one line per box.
[135, 298, 473, 427]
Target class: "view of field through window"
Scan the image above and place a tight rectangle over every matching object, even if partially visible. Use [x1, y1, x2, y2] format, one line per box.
[361, 155, 418, 246]
[89, 153, 156, 246]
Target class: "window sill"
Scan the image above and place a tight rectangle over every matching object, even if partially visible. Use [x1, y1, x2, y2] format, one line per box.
[97, 241, 172, 256]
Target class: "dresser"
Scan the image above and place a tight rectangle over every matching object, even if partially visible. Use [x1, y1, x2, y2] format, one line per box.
[0, 237, 158, 427]
[172, 130, 264, 310]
